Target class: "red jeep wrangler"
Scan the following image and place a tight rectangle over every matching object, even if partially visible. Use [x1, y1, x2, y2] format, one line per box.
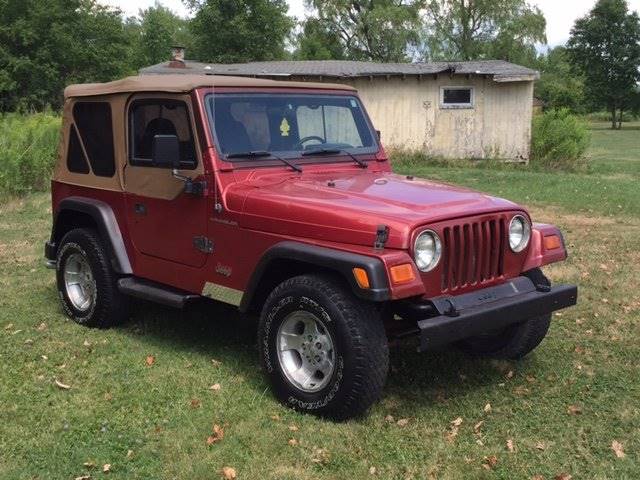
[46, 74, 577, 419]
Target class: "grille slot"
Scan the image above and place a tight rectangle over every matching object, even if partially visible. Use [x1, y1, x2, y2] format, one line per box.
[441, 218, 505, 292]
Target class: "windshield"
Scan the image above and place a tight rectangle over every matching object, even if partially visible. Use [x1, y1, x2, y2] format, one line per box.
[206, 93, 378, 160]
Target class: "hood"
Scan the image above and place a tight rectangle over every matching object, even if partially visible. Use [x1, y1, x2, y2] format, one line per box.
[230, 171, 521, 249]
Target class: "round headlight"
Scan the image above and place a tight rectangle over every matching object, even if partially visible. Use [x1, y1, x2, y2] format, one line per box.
[414, 230, 442, 272]
[509, 215, 531, 252]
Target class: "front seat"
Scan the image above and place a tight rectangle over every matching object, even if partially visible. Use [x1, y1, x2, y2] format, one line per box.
[214, 108, 252, 154]
[140, 118, 178, 158]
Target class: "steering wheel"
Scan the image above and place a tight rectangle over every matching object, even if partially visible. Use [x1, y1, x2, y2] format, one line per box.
[295, 135, 326, 150]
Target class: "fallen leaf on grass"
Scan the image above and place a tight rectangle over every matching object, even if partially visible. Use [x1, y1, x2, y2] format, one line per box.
[37, 322, 47, 331]
[396, 418, 409, 427]
[209, 383, 221, 391]
[311, 447, 330, 464]
[190, 398, 201, 409]
[482, 455, 498, 470]
[483, 403, 492, 413]
[287, 438, 298, 446]
[369, 466, 377, 475]
[211, 359, 222, 367]
[445, 418, 463, 443]
[126, 450, 134, 459]
[567, 405, 582, 415]
[288, 424, 299, 432]
[207, 424, 225, 445]
[531, 476, 544, 480]
[102, 464, 111, 473]
[270, 414, 280, 421]
[221, 466, 236, 479]
[83, 461, 96, 468]
[145, 355, 155, 366]
[4, 323, 14, 330]
[24, 338, 33, 345]
[74, 476, 91, 480]
[506, 439, 515, 452]
[473, 421, 484, 435]
[554, 474, 572, 480]
[384, 414, 395, 423]
[611, 440, 625, 458]
[54, 379, 71, 390]
[535, 441, 546, 451]
[506, 370, 514, 379]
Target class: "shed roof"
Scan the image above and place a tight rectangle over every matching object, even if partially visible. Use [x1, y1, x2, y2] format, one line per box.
[64, 73, 355, 98]
[140, 59, 539, 82]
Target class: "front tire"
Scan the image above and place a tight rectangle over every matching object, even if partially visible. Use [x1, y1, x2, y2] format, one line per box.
[56, 228, 129, 328]
[258, 274, 389, 420]
[458, 268, 552, 359]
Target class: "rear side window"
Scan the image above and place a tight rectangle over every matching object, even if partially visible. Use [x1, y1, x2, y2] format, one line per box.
[66, 125, 90, 174]
[129, 99, 197, 169]
[72, 102, 116, 177]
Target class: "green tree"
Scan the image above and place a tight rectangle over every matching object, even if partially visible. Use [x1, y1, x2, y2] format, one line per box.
[186, 0, 294, 63]
[294, 17, 346, 60]
[535, 47, 586, 113]
[307, 0, 423, 62]
[568, 0, 640, 129]
[422, 0, 546, 63]
[0, 0, 133, 111]
[131, 2, 193, 68]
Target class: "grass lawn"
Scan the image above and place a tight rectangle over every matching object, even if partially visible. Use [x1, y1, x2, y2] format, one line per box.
[1, 123, 639, 479]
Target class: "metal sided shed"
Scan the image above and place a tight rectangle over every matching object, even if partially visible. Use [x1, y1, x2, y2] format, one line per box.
[141, 58, 539, 161]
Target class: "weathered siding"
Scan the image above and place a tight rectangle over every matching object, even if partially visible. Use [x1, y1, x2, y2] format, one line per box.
[302, 76, 533, 160]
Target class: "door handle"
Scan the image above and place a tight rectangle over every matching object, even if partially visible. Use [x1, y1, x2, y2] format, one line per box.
[134, 203, 147, 215]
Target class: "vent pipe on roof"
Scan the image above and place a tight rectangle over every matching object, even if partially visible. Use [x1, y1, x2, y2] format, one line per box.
[169, 45, 186, 69]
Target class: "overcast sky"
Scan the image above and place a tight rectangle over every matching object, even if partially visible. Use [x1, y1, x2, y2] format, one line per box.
[101, 0, 640, 49]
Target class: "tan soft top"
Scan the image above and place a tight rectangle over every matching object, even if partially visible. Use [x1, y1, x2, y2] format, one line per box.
[64, 74, 356, 98]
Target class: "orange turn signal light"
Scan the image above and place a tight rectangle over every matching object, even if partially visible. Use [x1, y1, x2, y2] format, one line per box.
[352, 268, 370, 289]
[543, 235, 562, 250]
[390, 263, 416, 285]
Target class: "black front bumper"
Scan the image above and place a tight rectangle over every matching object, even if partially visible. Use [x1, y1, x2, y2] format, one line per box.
[413, 276, 577, 352]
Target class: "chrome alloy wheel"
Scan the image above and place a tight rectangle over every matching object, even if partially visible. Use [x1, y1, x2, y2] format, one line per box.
[277, 311, 336, 393]
[63, 252, 96, 312]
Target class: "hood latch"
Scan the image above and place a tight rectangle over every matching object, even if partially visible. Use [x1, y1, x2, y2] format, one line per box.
[374, 225, 389, 250]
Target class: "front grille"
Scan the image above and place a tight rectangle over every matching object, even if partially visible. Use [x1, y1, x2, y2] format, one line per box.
[441, 217, 506, 292]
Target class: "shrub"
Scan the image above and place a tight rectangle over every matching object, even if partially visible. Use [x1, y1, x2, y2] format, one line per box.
[0, 113, 61, 197]
[531, 109, 590, 171]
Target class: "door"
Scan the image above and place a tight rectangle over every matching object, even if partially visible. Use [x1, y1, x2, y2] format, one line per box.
[124, 95, 209, 268]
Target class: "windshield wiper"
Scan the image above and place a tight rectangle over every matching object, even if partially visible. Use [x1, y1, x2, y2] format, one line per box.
[226, 150, 302, 173]
[301, 148, 368, 169]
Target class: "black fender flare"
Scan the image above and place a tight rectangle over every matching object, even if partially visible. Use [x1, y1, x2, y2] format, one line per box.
[48, 196, 132, 274]
[239, 241, 390, 313]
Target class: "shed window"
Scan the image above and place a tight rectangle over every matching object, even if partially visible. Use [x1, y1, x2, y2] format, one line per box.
[66, 125, 90, 174]
[440, 87, 474, 109]
[129, 99, 197, 169]
[73, 102, 116, 177]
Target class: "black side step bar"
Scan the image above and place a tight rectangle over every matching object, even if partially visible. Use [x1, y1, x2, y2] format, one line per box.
[117, 277, 200, 309]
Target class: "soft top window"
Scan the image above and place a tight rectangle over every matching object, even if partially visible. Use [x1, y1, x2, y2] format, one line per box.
[72, 102, 116, 177]
[207, 93, 378, 159]
[129, 99, 197, 169]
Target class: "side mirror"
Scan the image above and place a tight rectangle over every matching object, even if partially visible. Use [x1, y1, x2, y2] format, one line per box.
[152, 134, 181, 169]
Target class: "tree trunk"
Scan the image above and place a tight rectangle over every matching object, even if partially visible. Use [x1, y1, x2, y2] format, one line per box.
[618, 109, 624, 129]
[611, 106, 617, 129]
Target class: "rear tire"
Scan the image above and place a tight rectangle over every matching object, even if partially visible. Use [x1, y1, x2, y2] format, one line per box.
[258, 274, 389, 420]
[56, 228, 130, 328]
